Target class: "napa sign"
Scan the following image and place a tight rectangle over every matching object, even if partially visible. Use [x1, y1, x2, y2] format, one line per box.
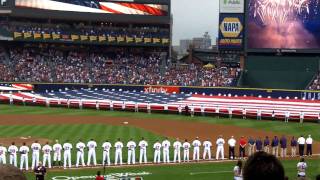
[218, 14, 244, 49]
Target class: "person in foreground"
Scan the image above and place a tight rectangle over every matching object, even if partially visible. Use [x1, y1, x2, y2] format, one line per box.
[96, 171, 104, 180]
[34, 161, 46, 180]
[234, 160, 243, 180]
[243, 151, 285, 180]
[0, 164, 27, 180]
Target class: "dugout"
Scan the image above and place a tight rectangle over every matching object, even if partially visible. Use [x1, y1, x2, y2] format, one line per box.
[240, 54, 320, 90]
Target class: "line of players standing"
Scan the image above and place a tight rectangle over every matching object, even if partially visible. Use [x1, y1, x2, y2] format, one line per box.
[0, 135, 313, 170]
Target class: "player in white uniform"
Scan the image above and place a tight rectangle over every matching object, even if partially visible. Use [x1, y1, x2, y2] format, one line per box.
[162, 138, 171, 163]
[228, 107, 233, 119]
[114, 138, 124, 165]
[153, 140, 161, 163]
[299, 111, 304, 123]
[63, 140, 73, 169]
[138, 137, 148, 164]
[192, 137, 201, 161]
[96, 101, 100, 110]
[53, 140, 62, 167]
[0, 144, 7, 164]
[257, 109, 262, 120]
[8, 142, 18, 167]
[127, 139, 136, 165]
[110, 100, 114, 111]
[19, 142, 29, 170]
[297, 158, 307, 178]
[182, 139, 191, 162]
[216, 135, 225, 160]
[102, 140, 112, 166]
[31, 140, 41, 170]
[42, 142, 52, 168]
[76, 140, 86, 167]
[242, 108, 246, 119]
[173, 138, 182, 163]
[87, 139, 97, 166]
[203, 139, 212, 160]
[285, 110, 290, 123]
[190, 104, 195, 117]
[178, 105, 182, 115]
[147, 103, 151, 114]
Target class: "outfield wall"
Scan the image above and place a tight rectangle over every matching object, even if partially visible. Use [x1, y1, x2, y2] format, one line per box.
[30, 83, 320, 100]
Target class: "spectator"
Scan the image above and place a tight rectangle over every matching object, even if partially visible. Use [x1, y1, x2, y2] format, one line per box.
[243, 151, 285, 180]
[0, 164, 27, 180]
[96, 171, 104, 180]
[234, 160, 243, 180]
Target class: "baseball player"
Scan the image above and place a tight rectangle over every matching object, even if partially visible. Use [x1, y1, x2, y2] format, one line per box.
[67, 99, 70, 108]
[87, 139, 97, 166]
[121, 101, 125, 111]
[79, 99, 83, 109]
[200, 105, 205, 116]
[31, 140, 41, 170]
[138, 137, 148, 164]
[162, 138, 171, 163]
[9, 94, 13, 105]
[46, 98, 50, 107]
[216, 135, 225, 160]
[173, 138, 182, 163]
[257, 109, 262, 120]
[76, 140, 86, 168]
[127, 139, 136, 165]
[297, 135, 305, 157]
[203, 139, 212, 160]
[53, 140, 62, 167]
[272, 110, 275, 120]
[19, 142, 29, 170]
[228, 136, 236, 159]
[285, 110, 290, 123]
[42, 142, 52, 168]
[114, 138, 124, 165]
[190, 104, 195, 117]
[242, 108, 246, 119]
[8, 142, 18, 167]
[164, 103, 168, 113]
[216, 106, 220, 118]
[178, 105, 182, 115]
[153, 140, 161, 163]
[0, 143, 7, 164]
[147, 103, 151, 114]
[134, 102, 138, 112]
[96, 101, 100, 110]
[110, 100, 114, 111]
[102, 140, 112, 166]
[182, 139, 191, 162]
[192, 137, 201, 161]
[228, 107, 233, 119]
[299, 111, 304, 123]
[63, 140, 73, 169]
[297, 158, 307, 178]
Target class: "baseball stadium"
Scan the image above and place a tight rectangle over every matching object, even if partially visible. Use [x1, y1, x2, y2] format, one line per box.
[0, 0, 319, 180]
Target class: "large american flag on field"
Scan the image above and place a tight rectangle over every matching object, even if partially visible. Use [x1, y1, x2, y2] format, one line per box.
[1, 89, 320, 120]
[0, 83, 33, 91]
[15, 0, 168, 16]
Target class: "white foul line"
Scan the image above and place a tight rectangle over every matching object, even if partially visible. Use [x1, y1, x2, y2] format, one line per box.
[190, 171, 232, 175]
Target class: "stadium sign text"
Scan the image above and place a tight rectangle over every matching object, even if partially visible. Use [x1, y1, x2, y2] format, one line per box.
[52, 172, 151, 180]
[219, 0, 244, 13]
[219, 17, 243, 38]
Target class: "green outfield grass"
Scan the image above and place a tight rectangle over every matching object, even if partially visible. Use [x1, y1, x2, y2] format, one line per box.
[0, 104, 319, 180]
[23, 159, 320, 180]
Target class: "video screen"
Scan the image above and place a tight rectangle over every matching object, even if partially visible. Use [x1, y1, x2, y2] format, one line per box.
[247, 0, 320, 50]
[15, 0, 168, 16]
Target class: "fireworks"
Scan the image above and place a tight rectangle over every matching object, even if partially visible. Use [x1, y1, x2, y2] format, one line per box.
[251, 0, 310, 25]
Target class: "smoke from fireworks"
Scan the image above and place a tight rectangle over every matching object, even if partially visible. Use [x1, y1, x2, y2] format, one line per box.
[251, 0, 310, 26]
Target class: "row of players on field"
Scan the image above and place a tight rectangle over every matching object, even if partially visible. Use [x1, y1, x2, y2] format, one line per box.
[0, 135, 314, 170]
[11, 97, 318, 122]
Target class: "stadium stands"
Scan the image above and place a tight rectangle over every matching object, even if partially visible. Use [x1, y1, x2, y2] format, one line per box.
[308, 73, 320, 90]
[0, 44, 240, 87]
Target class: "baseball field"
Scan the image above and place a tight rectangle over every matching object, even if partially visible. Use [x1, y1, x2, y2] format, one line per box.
[0, 104, 319, 180]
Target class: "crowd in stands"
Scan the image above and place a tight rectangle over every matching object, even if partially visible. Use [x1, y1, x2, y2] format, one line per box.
[0, 44, 240, 86]
[1, 19, 170, 39]
[308, 73, 320, 90]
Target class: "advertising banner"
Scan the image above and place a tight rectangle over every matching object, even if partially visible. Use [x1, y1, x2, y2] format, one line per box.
[219, 0, 244, 13]
[218, 13, 244, 49]
[144, 86, 180, 94]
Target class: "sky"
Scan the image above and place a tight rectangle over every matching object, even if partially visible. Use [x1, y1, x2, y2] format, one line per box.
[171, 0, 220, 46]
